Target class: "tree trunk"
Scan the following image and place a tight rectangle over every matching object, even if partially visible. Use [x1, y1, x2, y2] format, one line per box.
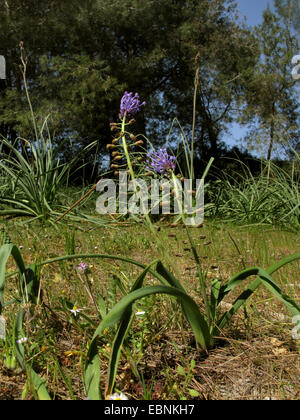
[267, 104, 275, 161]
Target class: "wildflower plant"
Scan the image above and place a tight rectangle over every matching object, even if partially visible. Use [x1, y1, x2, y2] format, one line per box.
[83, 90, 300, 400]
[1, 232, 300, 400]
[119, 91, 146, 120]
[110, 90, 147, 184]
[77, 262, 89, 272]
[1, 86, 300, 402]
[107, 392, 129, 400]
[105, 91, 199, 224]
[146, 148, 176, 174]
[69, 306, 85, 317]
[0, 43, 98, 223]
[0, 239, 51, 399]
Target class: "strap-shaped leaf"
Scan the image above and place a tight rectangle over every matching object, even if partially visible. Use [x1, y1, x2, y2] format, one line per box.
[14, 308, 26, 370]
[216, 253, 300, 332]
[105, 261, 157, 396]
[0, 244, 14, 314]
[209, 278, 222, 329]
[27, 367, 51, 400]
[156, 261, 212, 344]
[156, 261, 187, 292]
[85, 284, 211, 400]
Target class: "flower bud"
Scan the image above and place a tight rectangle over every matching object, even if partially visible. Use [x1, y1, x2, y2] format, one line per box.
[130, 134, 136, 141]
[160, 182, 170, 191]
[133, 140, 144, 146]
[113, 155, 123, 161]
[106, 144, 116, 150]
[159, 201, 170, 208]
[112, 138, 119, 144]
[111, 164, 119, 169]
[111, 151, 120, 157]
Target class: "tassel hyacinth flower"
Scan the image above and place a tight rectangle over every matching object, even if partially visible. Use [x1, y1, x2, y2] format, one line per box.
[119, 91, 146, 120]
[146, 148, 176, 174]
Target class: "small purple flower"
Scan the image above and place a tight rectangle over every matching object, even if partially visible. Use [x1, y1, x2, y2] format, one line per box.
[146, 148, 176, 174]
[119, 91, 146, 119]
[76, 262, 89, 272]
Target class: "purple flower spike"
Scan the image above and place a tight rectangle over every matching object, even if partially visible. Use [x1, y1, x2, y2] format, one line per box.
[146, 148, 176, 174]
[119, 91, 146, 119]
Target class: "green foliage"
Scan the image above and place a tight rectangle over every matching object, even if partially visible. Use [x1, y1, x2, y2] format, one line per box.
[0, 0, 259, 161]
[0, 0, 300, 402]
[205, 156, 300, 229]
[0, 123, 97, 221]
[275, 0, 300, 34]
[84, 249, 300, 399]
[1, 225, 299, 400]
[240, 4, 299, 159]
[0, 243, 51, 399]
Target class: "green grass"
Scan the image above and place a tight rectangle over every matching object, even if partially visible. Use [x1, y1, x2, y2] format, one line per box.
[1, 64, 299, 400]
[205, 158, 300, 231]
[0, 215, 299, 400]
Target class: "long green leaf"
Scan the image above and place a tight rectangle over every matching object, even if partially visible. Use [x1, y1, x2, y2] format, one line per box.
[156, 261, 187, 292]
[209, 278, 222, 330]
[0, 244, 14, 314]
[106, 261, 157, 396]
[28, 367, 51, 400]
[85, 284, 210, 399]
[157, 259, 213, 337]
[14, 308, 26, 370]
[216, 253, 300, 331]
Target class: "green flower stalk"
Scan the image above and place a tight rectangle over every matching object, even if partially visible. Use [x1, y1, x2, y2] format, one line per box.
[119, 91, 146, 182]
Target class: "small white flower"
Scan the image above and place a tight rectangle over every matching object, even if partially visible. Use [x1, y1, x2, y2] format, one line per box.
[135, 310, 145, 316]
[107, 392, 128, 400]
[17, 337, 28, 344]
[69, 306, 85, 316]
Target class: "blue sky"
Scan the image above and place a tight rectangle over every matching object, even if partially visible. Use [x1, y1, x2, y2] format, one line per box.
[225, 0, 275, 151]
[236, 0, 274, 26]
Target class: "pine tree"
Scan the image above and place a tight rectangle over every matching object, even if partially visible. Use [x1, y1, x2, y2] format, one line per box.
[240, 4, 299, 160]
[0, 0, 258, 174]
